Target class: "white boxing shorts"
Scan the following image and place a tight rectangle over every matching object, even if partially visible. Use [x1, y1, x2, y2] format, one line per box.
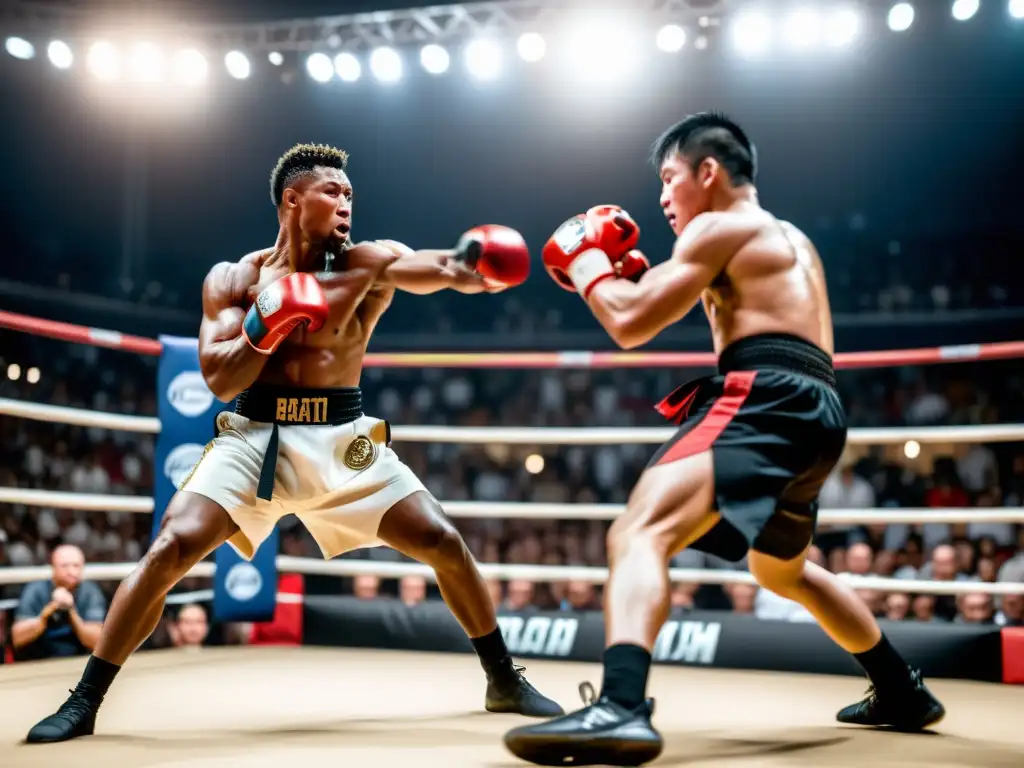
[179, 386, 426, 560]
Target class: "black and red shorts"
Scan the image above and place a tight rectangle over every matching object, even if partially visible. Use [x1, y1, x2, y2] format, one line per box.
[648, 333, 847, 562]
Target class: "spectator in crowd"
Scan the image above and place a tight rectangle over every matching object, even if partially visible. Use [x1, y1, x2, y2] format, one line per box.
[399, 575, 427, 608]
[353, 574, 381, 600]
[996, 594, 1023, 627]
[502, 580, 536, 612]
[11, 544, 106, 660]
[561, 581, 599, 612]
[884, 593, 910, 621]
[955, 593, 994, 624]
[169, 603, 209, 649]
[725, 583, 758, 614]
[910, 594, 940, 623]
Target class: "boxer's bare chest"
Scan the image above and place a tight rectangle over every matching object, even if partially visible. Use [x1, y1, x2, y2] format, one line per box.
[244, 260, 389, 388]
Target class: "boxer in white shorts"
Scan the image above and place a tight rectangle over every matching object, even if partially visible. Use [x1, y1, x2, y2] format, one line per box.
[27, 143, 562, 745]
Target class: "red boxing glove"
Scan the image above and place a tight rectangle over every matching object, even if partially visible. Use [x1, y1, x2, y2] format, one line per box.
[616, 250, 650, 282]
[242, 272, 329, 355]
[455, 225, 530, 287]
[542, 205, 641, 298]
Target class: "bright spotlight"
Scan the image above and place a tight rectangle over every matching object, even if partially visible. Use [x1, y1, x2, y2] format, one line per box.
[5, 37, 35, 60]
[7, 363, 20, 382]
[47, 40, 73, 69]
[174, 48, 207, 86]
[782, 8, 822, 50]
[524, 454, 545, 474]
[825, 8, 862, 48]
[656, 24, 687, 53]
[87, 41, 120, 81]
[564, 21, 641, 82]
[370, 46, 402, 83]
[130, 42, 164, 83]
[420, 44, 450, 74]
[952, 0, 980, 20]
[903, 440, 921, 460]
[888, 3, 915, 32]
[268, 51, 283, 66]
[517, 32, 546, 62]
[731, 11, 772, 55]
[224, 50, 251, 80]
[334, 52, 361, 82]
[1012, 0, 1024, 19]
[26, 367, 40, 384]
[306, 52, 334, 83]
[464, 38, 501, 80]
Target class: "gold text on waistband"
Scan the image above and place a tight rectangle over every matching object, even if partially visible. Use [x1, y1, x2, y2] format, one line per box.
[275, 396, 330, 424]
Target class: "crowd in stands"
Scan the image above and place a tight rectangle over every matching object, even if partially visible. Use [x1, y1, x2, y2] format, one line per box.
[1, 329, 1021, 662]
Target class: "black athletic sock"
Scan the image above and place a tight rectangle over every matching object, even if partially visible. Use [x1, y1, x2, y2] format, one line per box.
[599, 643, 651, 710]
[853, 634, 915, 695]
[79, 655, 121, 699]
[471, 627, 514, 677]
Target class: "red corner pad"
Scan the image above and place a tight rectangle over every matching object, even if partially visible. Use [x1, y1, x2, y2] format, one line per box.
[1002, 627, 1024, 684]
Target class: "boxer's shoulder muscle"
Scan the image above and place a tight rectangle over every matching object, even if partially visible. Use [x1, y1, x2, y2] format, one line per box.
[203, 252, 265, 313]
[671, 212, 763, 268]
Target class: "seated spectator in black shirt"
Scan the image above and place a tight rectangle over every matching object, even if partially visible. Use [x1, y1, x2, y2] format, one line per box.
[11, 544, 107, 661]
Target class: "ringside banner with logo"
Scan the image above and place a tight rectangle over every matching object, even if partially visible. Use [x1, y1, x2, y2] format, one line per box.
[155, 335, 278, 623]
[301, 597, 1005, 683]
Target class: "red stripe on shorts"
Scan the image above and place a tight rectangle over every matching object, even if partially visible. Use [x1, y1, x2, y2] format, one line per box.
[654, 370, 757, 466]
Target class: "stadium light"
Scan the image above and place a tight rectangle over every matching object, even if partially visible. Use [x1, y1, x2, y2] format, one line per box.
[26, 367, 40, 385]
[370, 46, 403, 83]
[825, 7, 862, 48]
[731, 10, 772, 55]
[464, 38, 502, 80]
[268, 51, 283, 66]
[516, 32, 546, 62]
[306, 52, 334, 83]
[420, 44, 450, 75]
[130, 42, 164, 83]
[47, 40, 73, 69]
[903, 440, 921, 460]
[1009, 0, 1024, 19]
[334, 52, 361, 82]
[888, 3, 915, 32]
[524, 454, 544, 474]
[6, 36, 35, 60]
[224, 50, 251, 80]
[782, 8, 822, 51]
[564, 19, 641, 82]
[87, 41, 120, 81]
[695, 35, 709, 50]
[7, 363, 20, 382]
[952, 0, 980, 20]
[656, 24, 687, 53]
[173, 48, 207, 86]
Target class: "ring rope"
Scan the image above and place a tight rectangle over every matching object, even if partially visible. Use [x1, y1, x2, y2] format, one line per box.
[0, 557, 1020, 596]
[1, 487, 1022, 526]
[2, 309, 1023, 369]
[1, 397, 1021, 445]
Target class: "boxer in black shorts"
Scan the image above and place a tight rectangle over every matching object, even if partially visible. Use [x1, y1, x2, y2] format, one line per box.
[507, 113, 945, 766]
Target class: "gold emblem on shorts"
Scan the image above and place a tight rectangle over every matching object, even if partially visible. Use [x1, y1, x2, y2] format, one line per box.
[343, 435, 376, 470]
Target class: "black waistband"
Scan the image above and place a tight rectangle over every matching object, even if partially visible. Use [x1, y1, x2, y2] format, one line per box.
[718, 333, 836, 388]
[235, 385, 363, 425]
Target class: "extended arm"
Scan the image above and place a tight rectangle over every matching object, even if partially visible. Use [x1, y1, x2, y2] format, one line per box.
[376, 246, 497, 295]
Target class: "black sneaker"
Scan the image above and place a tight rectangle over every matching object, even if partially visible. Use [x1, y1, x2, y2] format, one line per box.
[503, 682, 663, 766]
[486, 664, 565, 718]
[25, 685, 103, 744]
[836, 669, 946, 732]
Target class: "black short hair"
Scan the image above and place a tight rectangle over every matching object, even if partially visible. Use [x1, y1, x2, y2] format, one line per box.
[651, 112, 757, 186]
[269, 143, 349, 206]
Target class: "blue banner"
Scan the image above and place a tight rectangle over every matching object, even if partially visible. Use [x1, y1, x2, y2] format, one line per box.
[155, 335, 278, 622]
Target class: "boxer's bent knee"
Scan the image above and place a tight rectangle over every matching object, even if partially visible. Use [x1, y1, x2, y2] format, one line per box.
[747, 544, 810, 598]
[143, 491, 238, 583]
[752, 506, 815, 562]
[377, 491, 471, 569]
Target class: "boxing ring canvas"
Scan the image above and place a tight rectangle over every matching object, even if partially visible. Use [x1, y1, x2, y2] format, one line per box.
[2, 647, 1023, 767]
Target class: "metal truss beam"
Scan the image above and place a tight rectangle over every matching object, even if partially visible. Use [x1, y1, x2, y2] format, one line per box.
[2, 0, 735, 52]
